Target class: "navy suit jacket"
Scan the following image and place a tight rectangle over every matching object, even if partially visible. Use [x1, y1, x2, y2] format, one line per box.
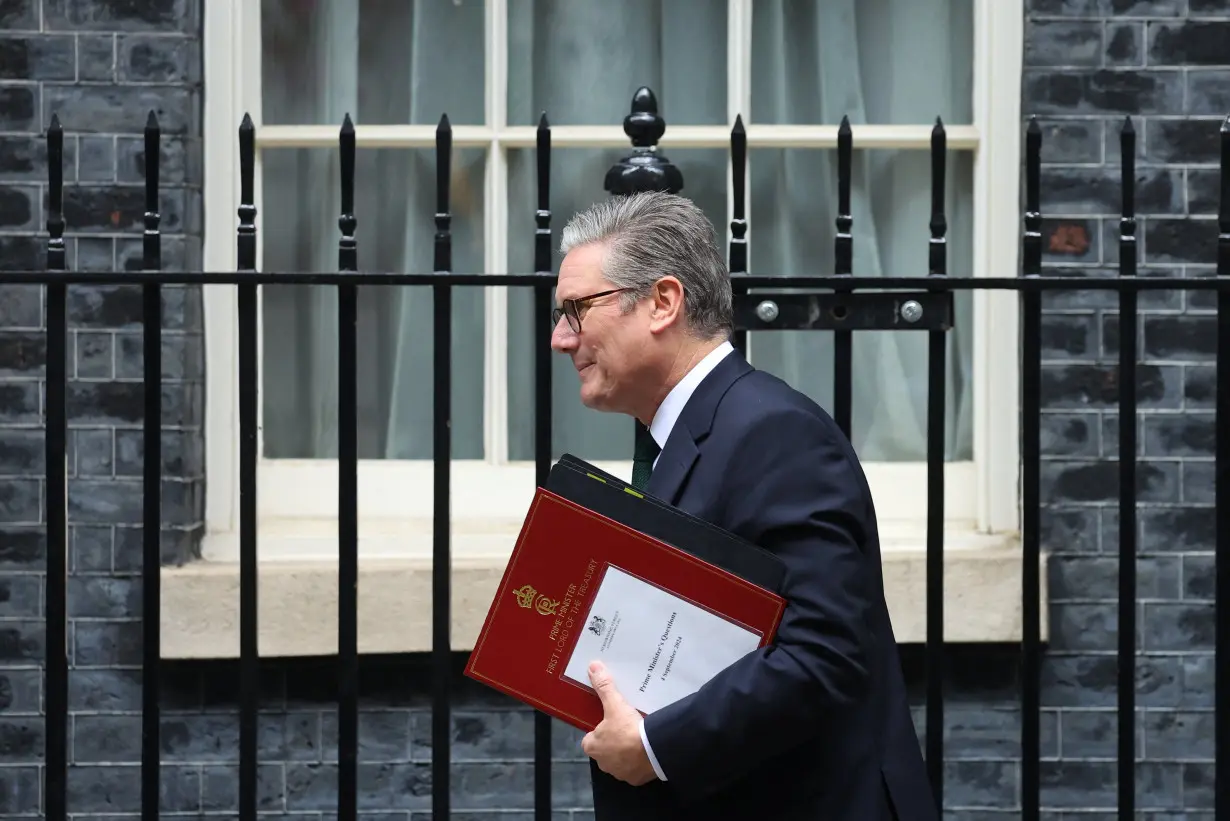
[588, 351, 938, 821]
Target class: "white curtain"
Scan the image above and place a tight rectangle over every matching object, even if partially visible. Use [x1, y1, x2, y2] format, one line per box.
[258, 0, 975, 465]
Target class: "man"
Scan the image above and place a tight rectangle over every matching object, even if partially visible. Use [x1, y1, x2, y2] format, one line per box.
[549, 191, 937, 821]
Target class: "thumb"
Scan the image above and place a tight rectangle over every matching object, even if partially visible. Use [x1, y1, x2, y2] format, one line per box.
[588, 660, 622, 706]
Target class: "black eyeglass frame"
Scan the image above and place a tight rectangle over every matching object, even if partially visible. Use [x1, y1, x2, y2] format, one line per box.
[551, 287, 633, 333]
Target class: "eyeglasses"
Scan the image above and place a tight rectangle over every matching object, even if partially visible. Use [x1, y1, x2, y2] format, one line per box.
[551, 288, 632, 334]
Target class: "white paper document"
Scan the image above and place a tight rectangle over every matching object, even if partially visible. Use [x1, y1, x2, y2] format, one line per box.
[562, 565, 762, 714]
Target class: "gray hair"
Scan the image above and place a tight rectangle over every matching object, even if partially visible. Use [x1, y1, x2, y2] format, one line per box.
[559, 191, 733, 339]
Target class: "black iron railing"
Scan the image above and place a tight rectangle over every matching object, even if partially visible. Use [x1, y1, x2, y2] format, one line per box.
[10, 94, 1230, 821]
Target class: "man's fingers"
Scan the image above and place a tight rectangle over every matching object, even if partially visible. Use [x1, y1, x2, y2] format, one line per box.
[588, 660, 621, 707]
[581, 730, 595, 758]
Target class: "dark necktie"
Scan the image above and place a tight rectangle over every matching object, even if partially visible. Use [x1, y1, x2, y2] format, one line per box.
[631, 424, 660, 491]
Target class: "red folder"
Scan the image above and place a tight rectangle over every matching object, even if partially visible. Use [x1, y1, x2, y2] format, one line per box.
[464, 487, 787, 732]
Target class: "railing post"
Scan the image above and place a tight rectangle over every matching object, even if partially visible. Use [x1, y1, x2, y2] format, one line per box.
[140, 109, 164, 821]
[924, 117, 948, 811]
[604, 87, 685, 476]
[336, 112, 359, 821]
[431, 113, 455, 821]
[1215, 113, 1230, 821]
[533, 112, 555, 821]
[1116, 116, 1138, 821]
[831, 117, 853, 439]
[729, 116, 748, 354]
[235, 111, 260, 821]
[43, 111, 69, 821]
[1020, 116, 1043, 821]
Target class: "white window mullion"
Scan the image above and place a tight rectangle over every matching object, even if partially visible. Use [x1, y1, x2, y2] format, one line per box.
[972, 0, 1024, 534]
[202, 0, 263, 543]
[483, 0, 510, 465]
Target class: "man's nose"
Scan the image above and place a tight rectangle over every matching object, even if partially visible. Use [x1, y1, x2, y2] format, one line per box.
[550, 318, 576, 353]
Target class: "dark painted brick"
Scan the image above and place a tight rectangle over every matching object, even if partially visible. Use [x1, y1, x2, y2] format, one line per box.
[78, 136, 117, 182]
[43, 0, 198, 33]
[44, 84, 195, 135]
[1108, 0, 1185, 13]
[1024, 69, 1186, 115]
[0, 36, 76, 81]
[1040, 166, 1183, 215]
[0, 430, 41, 475]
[1188, 0, 1230, 14]
[0, 0, 38, 29]
[118, 35, 199, 84]
[0, 288, 38, 333]
[0, 87, 38, 131]
[1187, 168, 1220, 215]
[1186, 69, 1230, 114]
[1105, 21, 1143, 66]
[77, 34, 116, 81]
[1144, 217, 1218, 265]
[1143, 118, 1225, 165]
[1026, 21, 1104, 66]
[1149, 21, 1230, 66]
[0, 186, 37, 231]
[1036, 119, 1104, 164]
[1184, 554, 1214, 600]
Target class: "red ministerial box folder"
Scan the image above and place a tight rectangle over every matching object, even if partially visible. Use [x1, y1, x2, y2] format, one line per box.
[463, 486, 787, 732]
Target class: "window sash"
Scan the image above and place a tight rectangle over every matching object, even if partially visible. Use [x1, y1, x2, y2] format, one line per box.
[201, 0, 1023, 544]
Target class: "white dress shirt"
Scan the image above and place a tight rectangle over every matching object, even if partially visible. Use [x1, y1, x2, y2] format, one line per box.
[635, 339, 734, 781]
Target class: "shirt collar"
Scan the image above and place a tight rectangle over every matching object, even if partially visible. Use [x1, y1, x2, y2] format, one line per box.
[648, 340, 735, 451]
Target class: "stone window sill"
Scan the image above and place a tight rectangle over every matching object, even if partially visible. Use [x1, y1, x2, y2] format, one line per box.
[161, 522, 1048, 658]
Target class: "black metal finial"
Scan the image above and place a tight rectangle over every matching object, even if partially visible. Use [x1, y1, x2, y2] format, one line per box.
[929, 117, 947, 278]
[434, 113, 453, 274]
[143, 110, 161, 272]
[338, 113, 357, 273]
[624, 86, 666, 147]
[834, 115, 853, 277]
[534, 112, 552, 276]
[1022, 117, 1043, 278]
[604, 86, 683, 196]
[236, 112, 257, 272]
[729, 114, 747, 275]
[46, 114, 65, 271]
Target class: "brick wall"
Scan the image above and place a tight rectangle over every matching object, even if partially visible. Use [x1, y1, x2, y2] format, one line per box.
[0, 0, 1224, 818]
[0, 0, 207, 812]
[1022, 0, 1221, 816]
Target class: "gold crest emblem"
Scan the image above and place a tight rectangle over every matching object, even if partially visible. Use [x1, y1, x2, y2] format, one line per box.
[512, 583, 560, 616]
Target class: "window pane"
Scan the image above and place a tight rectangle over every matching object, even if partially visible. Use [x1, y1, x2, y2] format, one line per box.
[746, 147, 975, 461]
[506, 0, 727, 126]
[504, 147, 729, 461]
[259, 147, 487, 460]
[751, 0, 974, 126]
[261, 0, 485, 126]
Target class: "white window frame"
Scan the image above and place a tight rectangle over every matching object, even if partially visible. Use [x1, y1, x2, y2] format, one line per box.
[200, 0, 1023, 562]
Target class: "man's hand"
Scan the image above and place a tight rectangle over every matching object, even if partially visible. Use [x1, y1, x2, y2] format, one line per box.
[581, 661, 658, 786]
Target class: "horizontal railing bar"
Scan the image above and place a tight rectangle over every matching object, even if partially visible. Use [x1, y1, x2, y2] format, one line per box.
[6, 271, 1230, 290]
[254, 123, 981, 150]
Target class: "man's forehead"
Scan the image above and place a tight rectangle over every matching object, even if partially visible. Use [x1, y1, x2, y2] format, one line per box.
[556, 246, 610, 299]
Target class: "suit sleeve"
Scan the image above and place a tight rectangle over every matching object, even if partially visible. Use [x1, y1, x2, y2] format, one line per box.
[640, 405, 878, 800]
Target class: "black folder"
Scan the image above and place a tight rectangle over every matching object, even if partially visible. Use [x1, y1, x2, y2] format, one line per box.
[544, 453, 787, 594]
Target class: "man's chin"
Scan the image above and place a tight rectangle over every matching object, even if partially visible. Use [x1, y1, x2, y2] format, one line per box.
[578, 386, 612, 412]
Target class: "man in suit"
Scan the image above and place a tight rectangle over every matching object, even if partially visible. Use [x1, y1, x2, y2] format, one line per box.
[549, 191, 938, 821]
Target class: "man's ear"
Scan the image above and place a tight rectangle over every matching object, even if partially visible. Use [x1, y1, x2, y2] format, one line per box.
[647, 276, 686, 334]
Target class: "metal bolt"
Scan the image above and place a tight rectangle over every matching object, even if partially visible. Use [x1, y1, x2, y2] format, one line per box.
[900, 300, 923, 323]
[756, 300, 779, 323]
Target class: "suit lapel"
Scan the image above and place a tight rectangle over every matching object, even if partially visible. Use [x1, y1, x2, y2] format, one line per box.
[646, 349, 754, 505]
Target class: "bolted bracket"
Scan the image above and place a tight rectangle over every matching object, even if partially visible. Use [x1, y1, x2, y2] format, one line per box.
[733, 291, 953, 332]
